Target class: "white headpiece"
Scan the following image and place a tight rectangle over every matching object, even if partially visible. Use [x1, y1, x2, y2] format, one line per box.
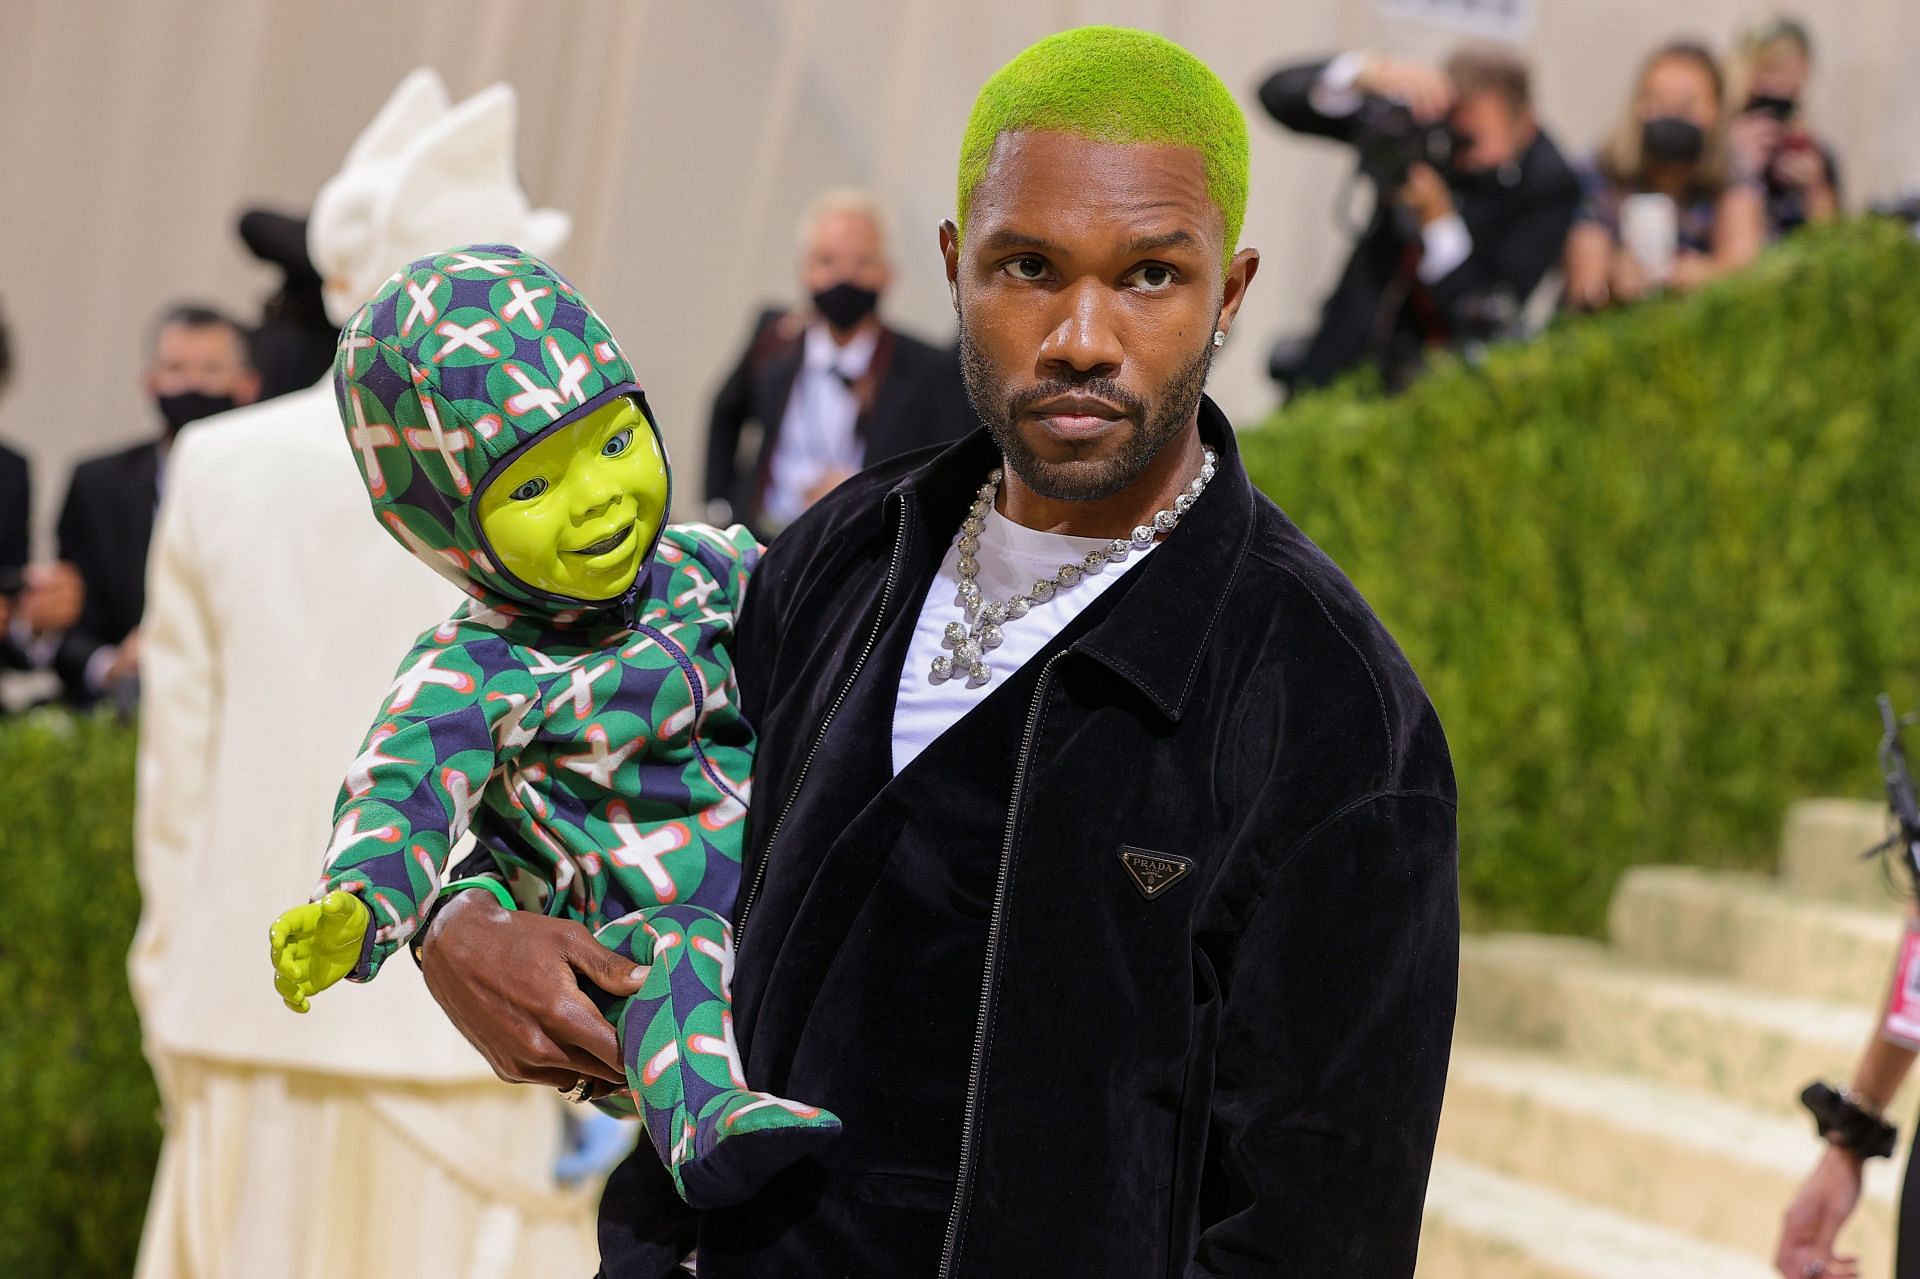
[309, 69, 572, 326]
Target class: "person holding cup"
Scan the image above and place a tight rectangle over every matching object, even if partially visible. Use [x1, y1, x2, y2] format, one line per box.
[1564, 41, 1764, 310]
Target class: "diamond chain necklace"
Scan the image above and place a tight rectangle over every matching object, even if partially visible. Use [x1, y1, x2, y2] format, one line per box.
[930, 447, 1218, 688]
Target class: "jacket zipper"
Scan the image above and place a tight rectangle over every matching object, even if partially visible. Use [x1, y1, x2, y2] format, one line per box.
[938, 648, 1066, 1279]
[735, 494, 910, 947]
[630, 620, 746, 811]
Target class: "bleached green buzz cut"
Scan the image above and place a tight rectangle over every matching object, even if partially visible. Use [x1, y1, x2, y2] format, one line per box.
[956, 26, 1250, 278]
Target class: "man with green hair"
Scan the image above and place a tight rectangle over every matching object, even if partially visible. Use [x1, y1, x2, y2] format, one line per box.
[417, 26, 1459, 1277]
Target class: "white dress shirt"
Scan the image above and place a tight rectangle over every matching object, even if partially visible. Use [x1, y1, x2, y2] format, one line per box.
[761, 323, 878, 528]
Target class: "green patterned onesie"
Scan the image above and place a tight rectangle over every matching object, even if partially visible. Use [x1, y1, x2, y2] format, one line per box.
[318, 245, 839, 1208]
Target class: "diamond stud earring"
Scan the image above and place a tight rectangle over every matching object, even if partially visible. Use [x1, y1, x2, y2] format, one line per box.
[1211, 330, 1226, 348]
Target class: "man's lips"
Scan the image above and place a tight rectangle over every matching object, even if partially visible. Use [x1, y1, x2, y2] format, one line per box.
[1026, 396, 1127, 438]
[568, 524, 634, 557]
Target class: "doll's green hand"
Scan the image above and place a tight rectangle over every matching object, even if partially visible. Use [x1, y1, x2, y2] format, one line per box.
[268, 890, 372, 1013]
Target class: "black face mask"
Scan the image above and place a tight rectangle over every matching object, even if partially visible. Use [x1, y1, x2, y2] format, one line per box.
[1641, 116, 1707, 167]
[156, 390, 238, 435]
[1745, 93, 1797, 122]
[812, 281, 880, 331]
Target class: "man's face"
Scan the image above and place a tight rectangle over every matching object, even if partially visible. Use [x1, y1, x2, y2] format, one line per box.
[1450, 91, 1533, 173]
[147, 321, 255, 399]
[801, 210, 891, 297]
[944, 131, 1255, 502]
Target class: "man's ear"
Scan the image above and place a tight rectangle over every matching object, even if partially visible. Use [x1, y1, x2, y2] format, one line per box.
[938, 219, 961, 312]
[1215, 247, 1262, 341]
[236, 369, 263, 406]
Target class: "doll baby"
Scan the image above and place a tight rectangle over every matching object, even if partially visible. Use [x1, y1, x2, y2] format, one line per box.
[267, 245, 838, 1208]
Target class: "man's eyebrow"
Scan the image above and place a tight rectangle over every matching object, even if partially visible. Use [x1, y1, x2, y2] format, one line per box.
[1122, 229, 1198, 255]
[979, 229, 1069, 254]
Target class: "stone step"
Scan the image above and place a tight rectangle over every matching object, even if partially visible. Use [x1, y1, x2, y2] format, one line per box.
[1456, 934, 1917, 1118]
[1780, 799, 1901, 906]
[1438, 1044, 1902, 1270]
[1418, 1155, 1776, 1279]
[1608, 865, 1904, 1005]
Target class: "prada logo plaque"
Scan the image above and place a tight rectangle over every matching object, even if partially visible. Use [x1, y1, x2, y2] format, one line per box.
[1119, 846, 1193, 900]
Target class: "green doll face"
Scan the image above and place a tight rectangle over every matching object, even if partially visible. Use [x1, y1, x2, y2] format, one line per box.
[476, 395, 667, 601]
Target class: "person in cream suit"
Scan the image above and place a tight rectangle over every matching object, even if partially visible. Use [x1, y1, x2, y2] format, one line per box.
[131, 69, 599, 1279]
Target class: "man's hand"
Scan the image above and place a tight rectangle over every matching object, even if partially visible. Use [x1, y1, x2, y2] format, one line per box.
[18, 561, 83, 634]
[803, 466, 857, 510]
[1774, 1144, 1863, 1278]
[418, 890, 648, 1091]
[104, 628, 142, 686]
[1353, 56, 1454, 123]
[1398, 163, 1455, 226]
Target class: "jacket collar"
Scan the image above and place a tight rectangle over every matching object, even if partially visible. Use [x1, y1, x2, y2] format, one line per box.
[887, 395, 1255, 722]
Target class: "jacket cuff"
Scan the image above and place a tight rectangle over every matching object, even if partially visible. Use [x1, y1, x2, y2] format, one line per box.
[1309, 50, 1370, 118]
[318, 876, 404, 982]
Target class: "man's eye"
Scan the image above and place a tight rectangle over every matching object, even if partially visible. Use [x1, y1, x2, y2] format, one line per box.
[1003, 256, 1048, 282]
[602, 429, 633, 458]
[510, 477, 548, 501]
[1126, 264, 1177, 292]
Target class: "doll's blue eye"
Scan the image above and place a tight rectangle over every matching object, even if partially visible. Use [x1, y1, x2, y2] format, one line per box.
[602, 429, 633, 458]
[510, 477, 548, 501]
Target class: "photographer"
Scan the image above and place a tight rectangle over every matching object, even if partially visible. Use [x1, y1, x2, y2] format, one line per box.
[0, 303, 36, 697]
[1728, 17, 1841, 240]
[0, 302, 24, 613]
[1258, 47, 1580, 392]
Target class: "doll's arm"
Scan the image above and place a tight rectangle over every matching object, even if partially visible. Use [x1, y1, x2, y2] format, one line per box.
[274, 628, 539, 993]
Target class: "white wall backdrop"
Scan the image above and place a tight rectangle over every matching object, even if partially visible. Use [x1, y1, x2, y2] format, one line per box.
[2, 0, 1915, 549]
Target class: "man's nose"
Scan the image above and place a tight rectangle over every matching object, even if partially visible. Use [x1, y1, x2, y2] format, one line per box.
[1037, 281, 1123, 379]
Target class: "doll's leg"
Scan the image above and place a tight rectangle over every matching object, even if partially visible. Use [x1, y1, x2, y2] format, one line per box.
[593, 905, 840, 1209]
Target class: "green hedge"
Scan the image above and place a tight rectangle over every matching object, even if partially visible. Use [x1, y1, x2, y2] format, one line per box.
[1241, 219, 1920, 935]
[0, 711, 156, 1278]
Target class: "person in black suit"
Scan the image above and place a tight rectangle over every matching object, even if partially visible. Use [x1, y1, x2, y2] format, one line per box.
[1, 302, 34, 681]
[706, 188, 974, 535]
[0, 443, 24, 580]
[51, 304, 260, 704]
[1258, 46, 1580, 392]
[0, 304, 25, 586]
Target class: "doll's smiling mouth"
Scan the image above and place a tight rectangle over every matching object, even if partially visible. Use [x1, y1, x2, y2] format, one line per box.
[570, 525, 634, 557]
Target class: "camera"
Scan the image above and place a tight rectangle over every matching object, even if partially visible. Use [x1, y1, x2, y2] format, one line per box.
[1353, 97, 1465, 189]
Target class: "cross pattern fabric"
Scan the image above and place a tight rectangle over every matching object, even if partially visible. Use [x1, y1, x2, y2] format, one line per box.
[320, 246, 839, 1206]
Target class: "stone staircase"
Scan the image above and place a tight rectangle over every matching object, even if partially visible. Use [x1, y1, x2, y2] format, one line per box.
[1419, 800, 1915, 1277]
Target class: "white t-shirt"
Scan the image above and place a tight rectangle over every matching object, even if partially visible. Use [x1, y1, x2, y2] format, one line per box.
[891, 504, 1158, 774]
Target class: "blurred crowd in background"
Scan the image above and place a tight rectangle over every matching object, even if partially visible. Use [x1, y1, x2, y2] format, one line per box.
[2, 13, 1912, 719]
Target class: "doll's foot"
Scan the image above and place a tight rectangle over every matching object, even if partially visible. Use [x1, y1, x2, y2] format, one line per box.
[672, 1090, 842, 1209]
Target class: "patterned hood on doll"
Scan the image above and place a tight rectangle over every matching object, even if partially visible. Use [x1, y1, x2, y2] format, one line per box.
[332, 244, 670, 619]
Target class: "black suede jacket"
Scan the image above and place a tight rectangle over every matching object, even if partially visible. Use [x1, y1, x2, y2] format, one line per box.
[598, 398, 1459, 1278]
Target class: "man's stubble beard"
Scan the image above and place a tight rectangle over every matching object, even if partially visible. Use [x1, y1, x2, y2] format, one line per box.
[957, 308, 1215, 503]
